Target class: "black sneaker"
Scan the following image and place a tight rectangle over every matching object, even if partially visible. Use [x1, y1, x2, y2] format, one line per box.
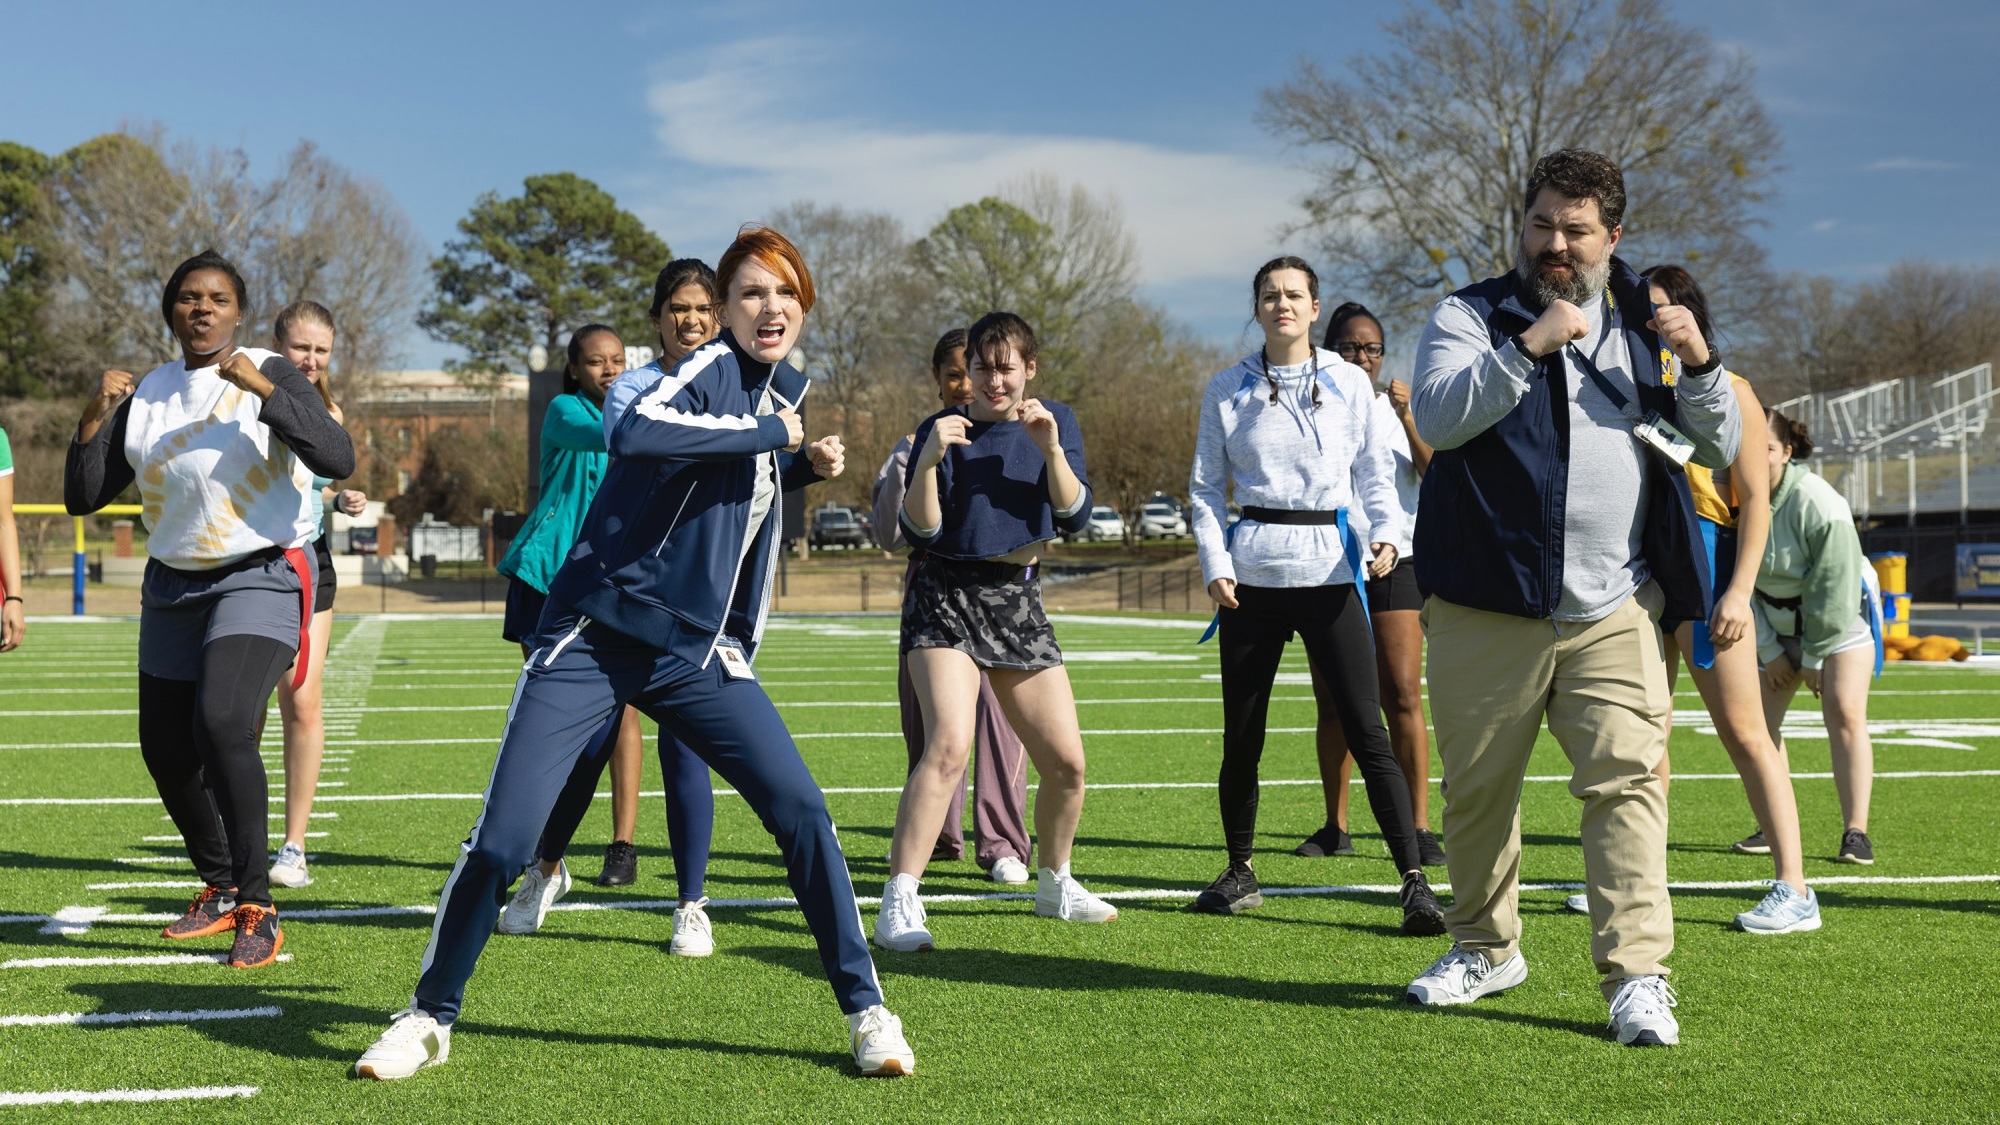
[1416, 829, 1447, 867]
[1191, 862, 1263, 914]
[1400, 870, 1447, 936]
[1835, 828, 1875, 866]
[1294, 825, 1354, 858]
[596, 841, 638, 886]
[1731, 828, 1770, 855]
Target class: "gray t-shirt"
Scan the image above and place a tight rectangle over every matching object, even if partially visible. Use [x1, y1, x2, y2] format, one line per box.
[1554, 293, 1649, 620]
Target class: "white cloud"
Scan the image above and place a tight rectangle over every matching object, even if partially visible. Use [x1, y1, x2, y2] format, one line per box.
[634, 36, 1313, 295]
[1811, 219, 1839, 233]
[1866, 157, 1960, 172]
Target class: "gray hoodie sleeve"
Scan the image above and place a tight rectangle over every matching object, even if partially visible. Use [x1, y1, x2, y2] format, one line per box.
[1673, 362, 1741, 470]
[1411, 295, 1537, 450]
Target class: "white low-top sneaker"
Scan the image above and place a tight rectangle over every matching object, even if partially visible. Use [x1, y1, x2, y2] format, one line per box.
[1406, 943, 1529, 1006]
[848, 1004, 914, 1077]
[1734, 881, 1822, 935]
[989, 856, 1030, 885]
[1608, 974, 1679, 1046]
[352, 1008, 450, 1080]
[496, 860, 570, 935]
[1034, 866, 1117, 922]
[269, 841, 313, 888]
[670, 897, 715, 957]
[872, 873, 934, 952]
[1564, 893, 1589, 914]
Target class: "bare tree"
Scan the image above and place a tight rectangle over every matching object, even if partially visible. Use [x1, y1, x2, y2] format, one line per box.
[39, 127, 423, 400]
[764, 201, 922, 418]
[1071, 302, 1229, 519]
[1259, 0, 1782, 330]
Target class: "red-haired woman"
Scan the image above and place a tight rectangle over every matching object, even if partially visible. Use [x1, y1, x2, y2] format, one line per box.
[354, 226, 913, 1081]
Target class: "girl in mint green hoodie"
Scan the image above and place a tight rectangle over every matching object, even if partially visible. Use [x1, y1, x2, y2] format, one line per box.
[1754, 410, 1879, 866]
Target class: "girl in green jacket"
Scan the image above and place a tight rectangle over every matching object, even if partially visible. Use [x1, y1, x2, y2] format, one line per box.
[1755, 410, 1879, 866]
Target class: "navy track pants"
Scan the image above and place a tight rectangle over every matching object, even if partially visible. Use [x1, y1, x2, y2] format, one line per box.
[411, 607, 883, 1022]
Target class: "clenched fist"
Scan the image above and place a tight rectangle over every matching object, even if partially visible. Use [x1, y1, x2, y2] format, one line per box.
[806, 435, 845, 479]
[1018, 398, 1061, 455]
[1649, 303, 1712, 368]
[917, 414, 971, 471]
[1519, 299, 1589, 359]
[216, 350, 275, 399]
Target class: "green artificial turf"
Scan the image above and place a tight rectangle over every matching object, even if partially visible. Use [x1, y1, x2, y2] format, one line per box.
[0, 614, 1995, 1122]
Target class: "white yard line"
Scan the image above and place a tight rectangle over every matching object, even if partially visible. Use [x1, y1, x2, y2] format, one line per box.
[0, 1006, 280, 1028]
[0, 1086, 258, 1107]
[20, 873, 1989, 931]
[7, 768, 1998, 808]
[1, 953, 291, 969]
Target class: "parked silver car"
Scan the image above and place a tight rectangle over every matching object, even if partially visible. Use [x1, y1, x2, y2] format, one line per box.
[1136, 500, 1188, 539]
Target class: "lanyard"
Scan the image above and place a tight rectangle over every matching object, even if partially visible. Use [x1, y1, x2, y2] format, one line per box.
[1563, 291, 1639, 420]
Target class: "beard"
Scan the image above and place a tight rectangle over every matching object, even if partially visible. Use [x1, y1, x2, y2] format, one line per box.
[1517, 245, 1612, 308]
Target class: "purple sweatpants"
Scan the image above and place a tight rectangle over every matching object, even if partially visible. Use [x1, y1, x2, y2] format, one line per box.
[897, 653, 1032, 868]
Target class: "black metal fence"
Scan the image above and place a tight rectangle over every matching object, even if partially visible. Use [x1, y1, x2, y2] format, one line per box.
[1860, 521, 2000, 602]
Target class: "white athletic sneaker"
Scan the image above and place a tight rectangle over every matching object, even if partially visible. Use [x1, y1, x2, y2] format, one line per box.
[872, 873, 934, 952]
[670, 897, 715, 957]
[1735, 881, 1822, 935]
[989, 856, 1030, 885]
[269, 841, 313, 888]
[1565, 893, 1589, 914]
[352, 1008, 450, 1080]
[848, 1004, 914, 1077]
[1406, 943, 1529, 1006]
[1034, 866, 1118, 922]
[496, 860, 570, 935]
[1608, 975, 1679, 1046]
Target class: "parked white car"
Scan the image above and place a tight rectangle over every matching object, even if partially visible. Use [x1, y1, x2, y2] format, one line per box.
[1136, 500, 1188, 539]
[1078, 505, 1126, 542]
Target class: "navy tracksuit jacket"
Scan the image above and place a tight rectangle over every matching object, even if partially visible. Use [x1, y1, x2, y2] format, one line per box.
[410, 331, 883, 1021]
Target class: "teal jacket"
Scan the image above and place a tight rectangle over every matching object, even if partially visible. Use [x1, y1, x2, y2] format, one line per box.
[1754, 462, 1870, 669]
[498, 393, 607, 594]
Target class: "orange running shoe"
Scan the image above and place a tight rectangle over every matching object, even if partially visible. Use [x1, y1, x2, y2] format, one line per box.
[227, 904, 284, 968]
[161, 886, 237, 940]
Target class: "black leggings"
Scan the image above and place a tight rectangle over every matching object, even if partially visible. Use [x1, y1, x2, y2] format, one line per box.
[138, 634, 295, 907]
[1218, 583, 1421, 871]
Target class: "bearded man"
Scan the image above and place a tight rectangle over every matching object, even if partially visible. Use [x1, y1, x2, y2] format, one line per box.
[1401, 148, 1741, 1047]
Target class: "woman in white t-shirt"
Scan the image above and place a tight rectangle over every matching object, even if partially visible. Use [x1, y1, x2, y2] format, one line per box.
[65, 250, 355, 969]
[1296, 303, 1444, 868]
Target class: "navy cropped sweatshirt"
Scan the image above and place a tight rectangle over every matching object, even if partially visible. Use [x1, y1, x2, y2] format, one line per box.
[900, 401, 1093, 560]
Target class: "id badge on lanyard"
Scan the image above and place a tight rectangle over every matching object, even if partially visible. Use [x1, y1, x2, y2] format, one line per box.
[715, 640, 756, 681]
[1567, 290, 1694, 466]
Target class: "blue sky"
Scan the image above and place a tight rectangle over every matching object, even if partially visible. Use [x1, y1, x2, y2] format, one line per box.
[3, 0, 1994, 367]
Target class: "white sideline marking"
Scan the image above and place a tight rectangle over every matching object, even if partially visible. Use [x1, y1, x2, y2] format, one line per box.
[45, 873, 1997, 930]
[39, 906, 108, 936]
[2, 953, 291, 969]
[0, 1085, 258, 1106]
[86, 881, 205, 891]
[9, 768, 2000, 807]
[140, 833, 327, 842]
[0, 1006, 280, 1027]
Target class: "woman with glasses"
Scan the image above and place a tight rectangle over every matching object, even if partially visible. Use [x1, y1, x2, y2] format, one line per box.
[1294, 303, 1444, 868]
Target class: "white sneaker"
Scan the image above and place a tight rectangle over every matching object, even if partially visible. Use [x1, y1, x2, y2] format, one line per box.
[989, 856, 1030, 885]
[1565, 893, 1589, 914]
[1734, 881, 1822, 935]
[1406, 943, 1529, 1006]
[496, 860, 570, 935]
[872, 874, 934, 952]
[269, 841, 313, 888]
[848, 1004, 914, 1077]
[352, 1008, 450, 1080]
[670, 897, 715, 957]
[1608, 975, 1679, 1046]
[1034, 866, 1118, 922]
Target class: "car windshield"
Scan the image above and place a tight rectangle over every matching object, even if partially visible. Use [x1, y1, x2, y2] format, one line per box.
[1092, 507, 1117, 518]
[1143, 504, 1173, 515]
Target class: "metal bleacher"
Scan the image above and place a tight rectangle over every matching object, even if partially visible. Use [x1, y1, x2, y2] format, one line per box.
[1770, 363, 1998, 521]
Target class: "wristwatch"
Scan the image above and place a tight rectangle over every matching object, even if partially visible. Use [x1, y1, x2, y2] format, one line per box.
[1508, 333, 1538, 360]
[1684, 349, 1723, 377]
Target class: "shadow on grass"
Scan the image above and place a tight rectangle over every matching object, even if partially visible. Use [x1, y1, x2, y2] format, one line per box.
[735, 942, 1411, 1012]
[59, 979, 853, 1074]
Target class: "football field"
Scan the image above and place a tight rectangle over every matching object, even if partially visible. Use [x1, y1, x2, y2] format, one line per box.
[2, 613, 1996, 1122]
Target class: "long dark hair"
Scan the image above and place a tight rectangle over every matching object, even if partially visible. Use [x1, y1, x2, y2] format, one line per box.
[1641, 263, 1716, 352]
[930, 327, 967, 375]
[563, 324, 619, 395]
[649, 258, 718, 318]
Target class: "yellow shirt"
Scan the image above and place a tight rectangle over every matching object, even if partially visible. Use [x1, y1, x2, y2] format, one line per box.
[1684, 373, 1749, 527]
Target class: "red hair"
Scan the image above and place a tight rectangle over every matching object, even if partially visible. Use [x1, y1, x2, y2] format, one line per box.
[716, 225, 815, 314]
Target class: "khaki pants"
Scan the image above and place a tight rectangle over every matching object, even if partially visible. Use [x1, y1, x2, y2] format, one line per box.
[1423, 587, 1673, 1000]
